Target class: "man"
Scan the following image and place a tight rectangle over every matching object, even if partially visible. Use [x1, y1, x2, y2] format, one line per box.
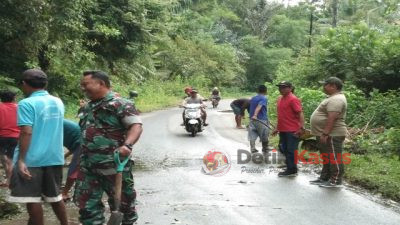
[310, 77, 347, 188]
[61, 119, 81, 201]
[0, 90, 20, 187]
[182, 89, 208, 126]
[230, 98, 250, 129]
[74, 70, 143, 225]
[8, 69, 68, 225]
[273, 81, 305, 177]
[248, 85, 269, 153]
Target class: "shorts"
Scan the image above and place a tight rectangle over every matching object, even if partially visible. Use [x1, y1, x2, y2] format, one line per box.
[248, 120, 269, 142]
[0, 137, 18, 159]
[230, 103, 243, 116]
[8, 165, 63, 203]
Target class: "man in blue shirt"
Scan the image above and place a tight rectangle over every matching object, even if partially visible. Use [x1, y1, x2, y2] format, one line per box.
[248, 85, 270, 153]
[8, 69, 68, 225]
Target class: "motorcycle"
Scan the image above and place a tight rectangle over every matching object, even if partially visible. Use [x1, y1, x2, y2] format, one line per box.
[182, 103, 204, 137]
[210, 95, 221, 109]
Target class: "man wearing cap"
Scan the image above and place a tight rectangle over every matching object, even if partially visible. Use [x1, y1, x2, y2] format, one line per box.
[248, 85, 269, 153]
[310, 77, 347, 188]
[273, 81, 305, 177]
[182, 89, 208, 126]
[8, 69, 68, 225]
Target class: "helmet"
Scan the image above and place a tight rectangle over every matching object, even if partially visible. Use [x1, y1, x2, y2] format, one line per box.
[184, 86, 192, 94]
[213, 87, 219, 90]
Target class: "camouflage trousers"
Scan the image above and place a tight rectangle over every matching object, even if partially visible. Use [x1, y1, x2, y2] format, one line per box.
[73, 164, 138, 225]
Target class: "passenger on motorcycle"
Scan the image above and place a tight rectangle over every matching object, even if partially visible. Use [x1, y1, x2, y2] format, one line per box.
[182, 89, 208, 126]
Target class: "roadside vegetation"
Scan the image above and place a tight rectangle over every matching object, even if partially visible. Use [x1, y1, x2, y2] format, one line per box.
[0, 0, 399, 218]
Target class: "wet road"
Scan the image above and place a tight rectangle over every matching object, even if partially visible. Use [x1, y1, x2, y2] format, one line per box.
[2, 99, 400, 225]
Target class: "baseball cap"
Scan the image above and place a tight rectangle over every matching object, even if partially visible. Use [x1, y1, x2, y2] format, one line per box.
[319, 77, 343, 89]
[276, 81, 292, 87]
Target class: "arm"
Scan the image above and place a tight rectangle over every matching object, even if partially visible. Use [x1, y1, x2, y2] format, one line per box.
[119, 124, 143, 157]
[251, 104, 262, 120]
[18, 126, 33, 179]
[294, 111, 306, 136]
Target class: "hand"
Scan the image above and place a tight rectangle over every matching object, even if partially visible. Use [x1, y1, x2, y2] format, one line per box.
[294, 128, 305, 137]
[320, 135, 329, 144]
[251, 115, 257, 120]
[18, 160, 32, 180]
[118, 145, 132, 158]
[271, 129, 279, 136]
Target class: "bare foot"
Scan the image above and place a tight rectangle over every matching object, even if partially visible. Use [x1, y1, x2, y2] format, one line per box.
[236, 126, 245, 129]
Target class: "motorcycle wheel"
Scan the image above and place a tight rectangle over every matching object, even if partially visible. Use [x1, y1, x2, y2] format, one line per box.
[191, 129, 196, 137]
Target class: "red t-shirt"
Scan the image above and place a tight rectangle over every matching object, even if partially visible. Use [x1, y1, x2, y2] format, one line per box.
[277, 93, 302, 132]
[0, 102, 20, 138]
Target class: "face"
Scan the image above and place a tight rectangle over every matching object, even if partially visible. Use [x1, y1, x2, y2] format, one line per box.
[323, 83, 335, 95]
[278, 86, 291, 95]
[80, 75, 104, 100]
[190, 92, 197, 98]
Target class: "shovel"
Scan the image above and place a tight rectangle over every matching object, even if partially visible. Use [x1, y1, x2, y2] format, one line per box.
[107, 150, 130, 225]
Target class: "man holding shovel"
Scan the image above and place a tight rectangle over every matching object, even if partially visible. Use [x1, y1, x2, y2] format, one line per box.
[74, 71, 143, 225]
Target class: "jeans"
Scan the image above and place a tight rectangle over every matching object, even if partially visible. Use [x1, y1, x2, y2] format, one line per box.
[279, 132, 300, 172]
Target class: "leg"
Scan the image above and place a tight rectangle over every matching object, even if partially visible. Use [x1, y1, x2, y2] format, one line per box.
[74, 169, 106, 225]
[317, 136, 330, 181]
[181, 110, 185, 125]
[201, 109, 208, 125]
[50, 201, 68, 225]
[279, 133, 288, 165]
[328, 136, 346, 184]
[105, 168, 138, 225]
[4, 156, 13, 186]
[285, 132, 300, 172]
[248, 121, 258, 153]
[27, 203, 44, 225]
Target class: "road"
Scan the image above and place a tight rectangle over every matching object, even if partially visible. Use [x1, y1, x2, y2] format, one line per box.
[2, 99, 400, 225]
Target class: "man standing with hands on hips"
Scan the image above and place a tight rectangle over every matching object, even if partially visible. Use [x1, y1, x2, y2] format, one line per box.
[74, 70, 142, 225]
[310, 77, 348, 188]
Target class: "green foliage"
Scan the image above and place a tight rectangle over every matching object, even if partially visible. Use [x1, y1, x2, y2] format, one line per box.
[350, 128, 400, 156]
[239, 36, 292, 88]
[345, 153, 400, 201]
[276, 23, 400, 94]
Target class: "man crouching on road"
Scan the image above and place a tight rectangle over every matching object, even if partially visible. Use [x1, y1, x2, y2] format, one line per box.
[310, 77, 347, 188]
[74, 70, 143, 225]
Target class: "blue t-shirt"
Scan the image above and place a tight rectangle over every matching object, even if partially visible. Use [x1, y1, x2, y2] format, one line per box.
[249, 94, 268, 121]
[14, 90, 65, 167]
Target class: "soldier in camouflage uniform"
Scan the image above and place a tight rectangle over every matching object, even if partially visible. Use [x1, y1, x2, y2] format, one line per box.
[74, 71, 143, 225]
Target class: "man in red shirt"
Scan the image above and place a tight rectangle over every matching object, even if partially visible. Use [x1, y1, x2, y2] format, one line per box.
[273, 81, 305, 177]
[0, 90, 20, 187]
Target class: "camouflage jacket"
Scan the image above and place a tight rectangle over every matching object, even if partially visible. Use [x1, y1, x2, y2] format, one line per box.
[79, 92, 142, 171]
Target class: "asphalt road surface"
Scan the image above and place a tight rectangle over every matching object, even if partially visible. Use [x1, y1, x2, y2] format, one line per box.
[2, 99, 400, 225]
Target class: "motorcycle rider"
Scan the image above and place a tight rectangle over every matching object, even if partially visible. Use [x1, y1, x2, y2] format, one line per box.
[210, 87, 221, 100]
[182, 89, 208, 126]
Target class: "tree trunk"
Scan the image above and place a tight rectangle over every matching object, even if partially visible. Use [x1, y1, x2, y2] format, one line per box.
[332, 0, 338, 27]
